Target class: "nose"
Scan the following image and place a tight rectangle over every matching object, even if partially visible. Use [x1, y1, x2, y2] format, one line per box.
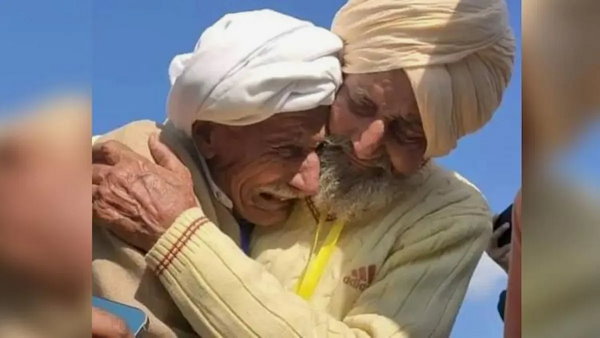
[352, 119, 385, 160]
[288, 151, 320, 196]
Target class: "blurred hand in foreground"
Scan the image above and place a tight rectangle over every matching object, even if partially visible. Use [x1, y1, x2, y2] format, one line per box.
[0, 98, 91, 296]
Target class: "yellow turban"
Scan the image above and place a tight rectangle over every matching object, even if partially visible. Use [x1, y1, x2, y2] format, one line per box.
[332, 0, 515, 157]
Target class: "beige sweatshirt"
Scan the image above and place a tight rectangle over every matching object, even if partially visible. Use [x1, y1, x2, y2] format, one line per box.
[94, 120, 492, 337]
[93, 120, 241, 337]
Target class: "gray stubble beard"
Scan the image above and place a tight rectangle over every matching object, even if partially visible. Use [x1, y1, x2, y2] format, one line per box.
[314, 137, 425, 220]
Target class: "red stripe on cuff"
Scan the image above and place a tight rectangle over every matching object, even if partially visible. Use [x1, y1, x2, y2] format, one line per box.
[154, 217, 209, 276]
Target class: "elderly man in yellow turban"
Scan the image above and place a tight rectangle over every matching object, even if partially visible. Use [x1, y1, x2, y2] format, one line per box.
[329, 0, 514, 170]
[92, 0, 515, 337]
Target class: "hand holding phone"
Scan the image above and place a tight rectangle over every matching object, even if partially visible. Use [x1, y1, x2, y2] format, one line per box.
[493, 204, 513, 247]
[92, 306, 132, 338]
[93, 297, 148, 337]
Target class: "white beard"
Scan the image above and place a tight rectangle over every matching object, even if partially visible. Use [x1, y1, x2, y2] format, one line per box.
[315, 138, 425, 220]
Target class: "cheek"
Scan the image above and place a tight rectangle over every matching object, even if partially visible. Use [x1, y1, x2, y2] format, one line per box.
[385, 142, 425, 174]
[233, 157, 294, 188]
[329, 100, 360, 136]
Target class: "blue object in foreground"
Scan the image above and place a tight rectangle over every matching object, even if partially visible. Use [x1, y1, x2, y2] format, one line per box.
[497, 289, 507, 321]
[93, 296, 148, 336]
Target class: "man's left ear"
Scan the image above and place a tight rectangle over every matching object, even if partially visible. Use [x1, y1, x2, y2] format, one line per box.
[191, 121, 216, 159]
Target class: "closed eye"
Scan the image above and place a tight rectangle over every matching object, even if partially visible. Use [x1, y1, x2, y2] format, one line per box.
[389, 119, 424, 144]
[349, 95, 377, 118]
[273, 145, 304, 159]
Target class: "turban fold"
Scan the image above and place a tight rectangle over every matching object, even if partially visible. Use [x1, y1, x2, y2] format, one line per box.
[168, 10, 343, 136]
[332, 0, 515, 157]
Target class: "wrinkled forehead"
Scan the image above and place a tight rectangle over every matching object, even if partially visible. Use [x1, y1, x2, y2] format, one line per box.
[233, 107, 328, 139]
[342, 70, 420, 119]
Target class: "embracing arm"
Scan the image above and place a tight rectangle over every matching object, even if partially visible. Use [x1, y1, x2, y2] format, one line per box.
[92, 133, 490, 336]
[146, 208, 491, 337]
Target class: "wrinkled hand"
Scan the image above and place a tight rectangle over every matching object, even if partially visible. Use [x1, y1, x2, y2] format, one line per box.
[92, 306, 133, 338]
[486, 219, 511, 273]
[92, 133, 197, 252]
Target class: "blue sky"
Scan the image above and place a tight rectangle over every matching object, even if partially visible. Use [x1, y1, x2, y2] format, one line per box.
[1, 1, 521, 337]
[93, 2, 521, 336]
[0, 1, 90, 114]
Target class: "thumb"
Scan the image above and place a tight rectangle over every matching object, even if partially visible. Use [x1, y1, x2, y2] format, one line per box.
[491, 223, 510, 241]
[92, 306, 133, 338]
[148, 133, 188, 175]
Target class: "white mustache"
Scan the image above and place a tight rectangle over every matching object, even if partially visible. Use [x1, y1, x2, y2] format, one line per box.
[258, 185, 304, 200]
[321, 137, 395, 174]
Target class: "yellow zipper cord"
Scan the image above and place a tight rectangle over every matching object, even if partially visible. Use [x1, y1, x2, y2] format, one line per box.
[295, 216, 346, 300]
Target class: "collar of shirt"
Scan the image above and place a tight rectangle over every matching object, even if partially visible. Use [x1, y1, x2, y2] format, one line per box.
[185, 125, 253, 255]
[196, 150, 234, 209]
[163, 119, 234, 210]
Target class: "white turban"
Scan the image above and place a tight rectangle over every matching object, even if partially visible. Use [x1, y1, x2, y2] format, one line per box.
[332, 0, 515, 157]
[168, 10, 343, 136]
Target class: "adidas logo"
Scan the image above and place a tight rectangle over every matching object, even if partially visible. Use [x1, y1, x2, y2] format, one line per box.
[343, 265, 376, 291]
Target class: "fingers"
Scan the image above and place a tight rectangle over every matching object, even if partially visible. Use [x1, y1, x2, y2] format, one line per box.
[93, 181, 142, 226]
[93, 140, 135, 165]
[92, 194, 123, 225]
[92, 306, 133, 338]
[496, 243, 511, 258]
[491, 222, 510, 242]
[92, 164, 112, 185]
[148, 133, 188, 176]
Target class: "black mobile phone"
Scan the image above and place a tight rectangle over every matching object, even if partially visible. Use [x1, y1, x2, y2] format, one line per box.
[93, 296, 148, 337]
[493, 204, 513, 247]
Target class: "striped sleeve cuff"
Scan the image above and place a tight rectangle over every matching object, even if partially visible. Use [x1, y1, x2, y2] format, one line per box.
[146, 207, 208, 276]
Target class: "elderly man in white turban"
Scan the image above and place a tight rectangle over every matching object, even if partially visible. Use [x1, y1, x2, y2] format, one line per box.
[92, 10, 342, 337]
[93, 0, 515, 337]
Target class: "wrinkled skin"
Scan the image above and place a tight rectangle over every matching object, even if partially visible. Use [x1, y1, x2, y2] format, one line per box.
[91, 71, 429, 246]
[92, 108, 327, 251]
[329, 70, 428, 176]
[92, 134, 197, 252]
[193, 108, 326, 226]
